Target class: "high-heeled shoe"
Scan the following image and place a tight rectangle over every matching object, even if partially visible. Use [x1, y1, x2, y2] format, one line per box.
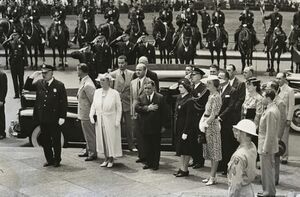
[107, 162, 114, 168]
[100, 161, 108, 167]
[205, 177, 217, 186]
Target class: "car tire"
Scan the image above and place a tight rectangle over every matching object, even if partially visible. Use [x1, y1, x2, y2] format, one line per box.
[30, 126, 65, 147]
[291, 104, 300, 132]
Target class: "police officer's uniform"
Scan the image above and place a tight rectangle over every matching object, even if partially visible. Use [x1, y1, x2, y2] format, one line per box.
[135, 35, 156, 64]
[198, 8, 210, 37]
[5, 4, 23, 35]
[25, 5, 46, 43]
[92, 37, 112, 74]
[158, 4, 174, 31]
[48, 4, 69, 41]
[104, 4, 123, 34]
[23, 65, 67, 166]
[3, 33, 27, 98]
[212, 4, 228, 48]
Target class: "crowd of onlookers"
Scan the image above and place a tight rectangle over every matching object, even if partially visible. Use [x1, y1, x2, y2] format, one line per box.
[0, 53, 295, 196]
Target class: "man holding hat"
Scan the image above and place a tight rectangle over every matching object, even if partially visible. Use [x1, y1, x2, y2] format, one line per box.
[187, 67, 209, 169]
[24, 64, 67, 167]
[228, 119, 257, 197]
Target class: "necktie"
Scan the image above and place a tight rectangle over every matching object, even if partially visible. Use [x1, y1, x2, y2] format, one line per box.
[148, 96, 151, 103]
[122, 71, 125, 80]
[138, 80, 141, 90]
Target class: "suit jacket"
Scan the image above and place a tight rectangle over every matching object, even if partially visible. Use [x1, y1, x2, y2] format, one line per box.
[71, 50, 96, 78]
[258, 103, 280, 154]
[77, 75, 96, 120]
[231, 77, 246, 123]
[130, 77, 151, 118]
[110, 40, 136, 65]
[278, 83, 295, 121]
[3, 40, 28, 67]
[110, 69, 134, 112]
[219, 84, 237, 124]
[24, 77, 67, 124]
[135, 92, 166, 135]
[133, 69, 159, 92]
[0, 71, 8, 103]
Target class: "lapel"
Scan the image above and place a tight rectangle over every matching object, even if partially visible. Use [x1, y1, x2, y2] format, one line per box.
[138, 78, 146, 95]
[221, 84, 231, 99]
[77, 76, 88, 96]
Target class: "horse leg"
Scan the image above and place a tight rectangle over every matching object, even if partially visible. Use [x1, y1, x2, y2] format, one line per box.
[52, 48, 56, 69]
[163, 49, 167, 64]
[34, 45, 38, 70]
[28, 45, 34, 69]
[241, 55, 245, 73]
[270, 52, 275, 76]
[59, 48, 65, 71]
[210, 50, 214, 64]
[266, 51, 270, 72]
[159, 49, 163, 64]
[222, 49, 227, 69]
[64, 48, 68, 67]
[217, 51, 220, 67]
[291, 48, 294, 73]
[5, 48, 9, 70]
[277, 52, 281, 73]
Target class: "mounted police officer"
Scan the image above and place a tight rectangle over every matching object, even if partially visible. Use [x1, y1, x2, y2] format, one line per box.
[290, 4, 300, 47]
[24, 64, 67, 168]
[158, 1, 174, 32]
[198, 5, 210, 38]
[2, 32, 27, 99]
[25, 1, 46, 44]
[5, 0, 22, 34]
[262, 4, 287, 52]
[212, 2, 228, 49]
[71, 1, 95, 44]
[129, 1, 148, 35]
[104, 0, 123, 34]
[48, 1, 69, 42]
[234, 3, 259, 51]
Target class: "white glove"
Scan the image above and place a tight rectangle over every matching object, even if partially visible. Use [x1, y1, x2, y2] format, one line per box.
[90, 116, 95, 124]
[109, 21, 114, 25]
[9, 19, 13, 23]
[29, 16, 33, 20]
[215, 24, 219, 27]
[182, 133, 187, 140]
[58, 118, 65, 126]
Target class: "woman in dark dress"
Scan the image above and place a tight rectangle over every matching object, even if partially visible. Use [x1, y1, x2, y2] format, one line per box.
[173, 78, 194, 177]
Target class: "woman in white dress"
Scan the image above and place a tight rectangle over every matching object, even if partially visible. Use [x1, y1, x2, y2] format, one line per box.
[89, 73, 122, 168]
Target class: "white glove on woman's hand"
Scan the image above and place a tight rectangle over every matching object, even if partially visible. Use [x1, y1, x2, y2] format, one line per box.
[182, 133, 187, 140]
[90, 117, 95, 124]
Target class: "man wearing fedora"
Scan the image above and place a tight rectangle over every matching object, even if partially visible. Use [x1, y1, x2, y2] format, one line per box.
[257, 89, 280, 197]
[24, 64, 67, 167]
[228, 119, 258, 197]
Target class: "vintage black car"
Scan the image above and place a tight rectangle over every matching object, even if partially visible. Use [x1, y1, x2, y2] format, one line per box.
[11, 64, 210, 148]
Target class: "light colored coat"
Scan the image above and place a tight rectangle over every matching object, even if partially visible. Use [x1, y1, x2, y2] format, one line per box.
[130, 77, 151, 118]
[89, 88, 123, 157]
[258, 102, 280, 154]
[110, 69, 134, 112]
[278, 83, 294, 121]
[77, 76, 96, 121]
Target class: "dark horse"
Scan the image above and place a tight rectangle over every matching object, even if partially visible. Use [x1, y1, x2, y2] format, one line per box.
[265, 28, 286, 76]
[0, 18, 21, 69]
[206, 25, 227, 68]
[126, 10, 143, 43]
[152, 17, 174, 64]
[238, 25, 253, 72]
[289, 27, 300, 73]
[77, 18, 98, 48]
[23, 17, 45, 70]
[174, 25, 195, 64]
[48, 21, 69, 70]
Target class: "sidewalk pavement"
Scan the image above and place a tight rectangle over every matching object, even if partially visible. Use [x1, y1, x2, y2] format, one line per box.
[0, 147, 300, 197]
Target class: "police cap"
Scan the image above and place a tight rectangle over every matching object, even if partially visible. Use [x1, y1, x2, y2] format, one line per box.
[191, 67, 205, 76]
[41, 64, 55, 71]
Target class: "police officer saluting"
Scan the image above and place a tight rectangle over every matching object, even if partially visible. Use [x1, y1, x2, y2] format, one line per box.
[24, 64, 67, 167]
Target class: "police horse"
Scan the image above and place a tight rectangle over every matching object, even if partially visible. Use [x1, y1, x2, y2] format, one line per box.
[126, 9, 144, 43]
[289, 26, 300, 73]
[206, 24, 227, 69]
[23, 17, 45, 70]
[77, 17, 98, 48]
[152, 17, 174, 64]
[237, 24, 253, 72]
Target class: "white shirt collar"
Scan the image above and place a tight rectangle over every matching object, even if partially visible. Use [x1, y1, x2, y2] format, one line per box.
[222, 82, 229, 93]
[194, 82, 201, 89]
[139, 76, 146, 84]
[125, 41, 129, 45]
[47, 77, 54, 86]
[148, 92, 154, 102]
[229, 77, 236, 86]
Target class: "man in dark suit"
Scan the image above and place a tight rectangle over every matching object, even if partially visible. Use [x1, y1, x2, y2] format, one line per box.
[217, 71, 238, 175]
[3, 32, 27, 99]
[132, 56, 159, 92]
[0, 70, 8, 140]
[135, 80, 167, 170]
[24, 64, 67, 167]
[92, 35, 112, 74]
[135, 35, 156, 64]
[188, 67, 209, 169]
[226, 64, 246, 124]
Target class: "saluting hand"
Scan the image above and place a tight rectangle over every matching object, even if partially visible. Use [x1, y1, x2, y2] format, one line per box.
[29, 71, 42, 79]
[182, 133, 187, 140]
[58, 118, 65, 126]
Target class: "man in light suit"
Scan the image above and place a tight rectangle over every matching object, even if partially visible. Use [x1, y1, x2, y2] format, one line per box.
[110, 55, 137, 152]
[135, 80, 167, 170]
[226, 64, 246, 124]
[130, 63, 151, 163]
[217, 71, 238, 175]
[257, 89, 280, 197]
[276, 72, 295, 165]
[0, 70, 8, 140]
[77, 63, 97, 161]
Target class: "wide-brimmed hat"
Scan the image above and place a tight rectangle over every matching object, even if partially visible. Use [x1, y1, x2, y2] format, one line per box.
[201, 75, 219, 84]
[233, 119, 258, 136]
